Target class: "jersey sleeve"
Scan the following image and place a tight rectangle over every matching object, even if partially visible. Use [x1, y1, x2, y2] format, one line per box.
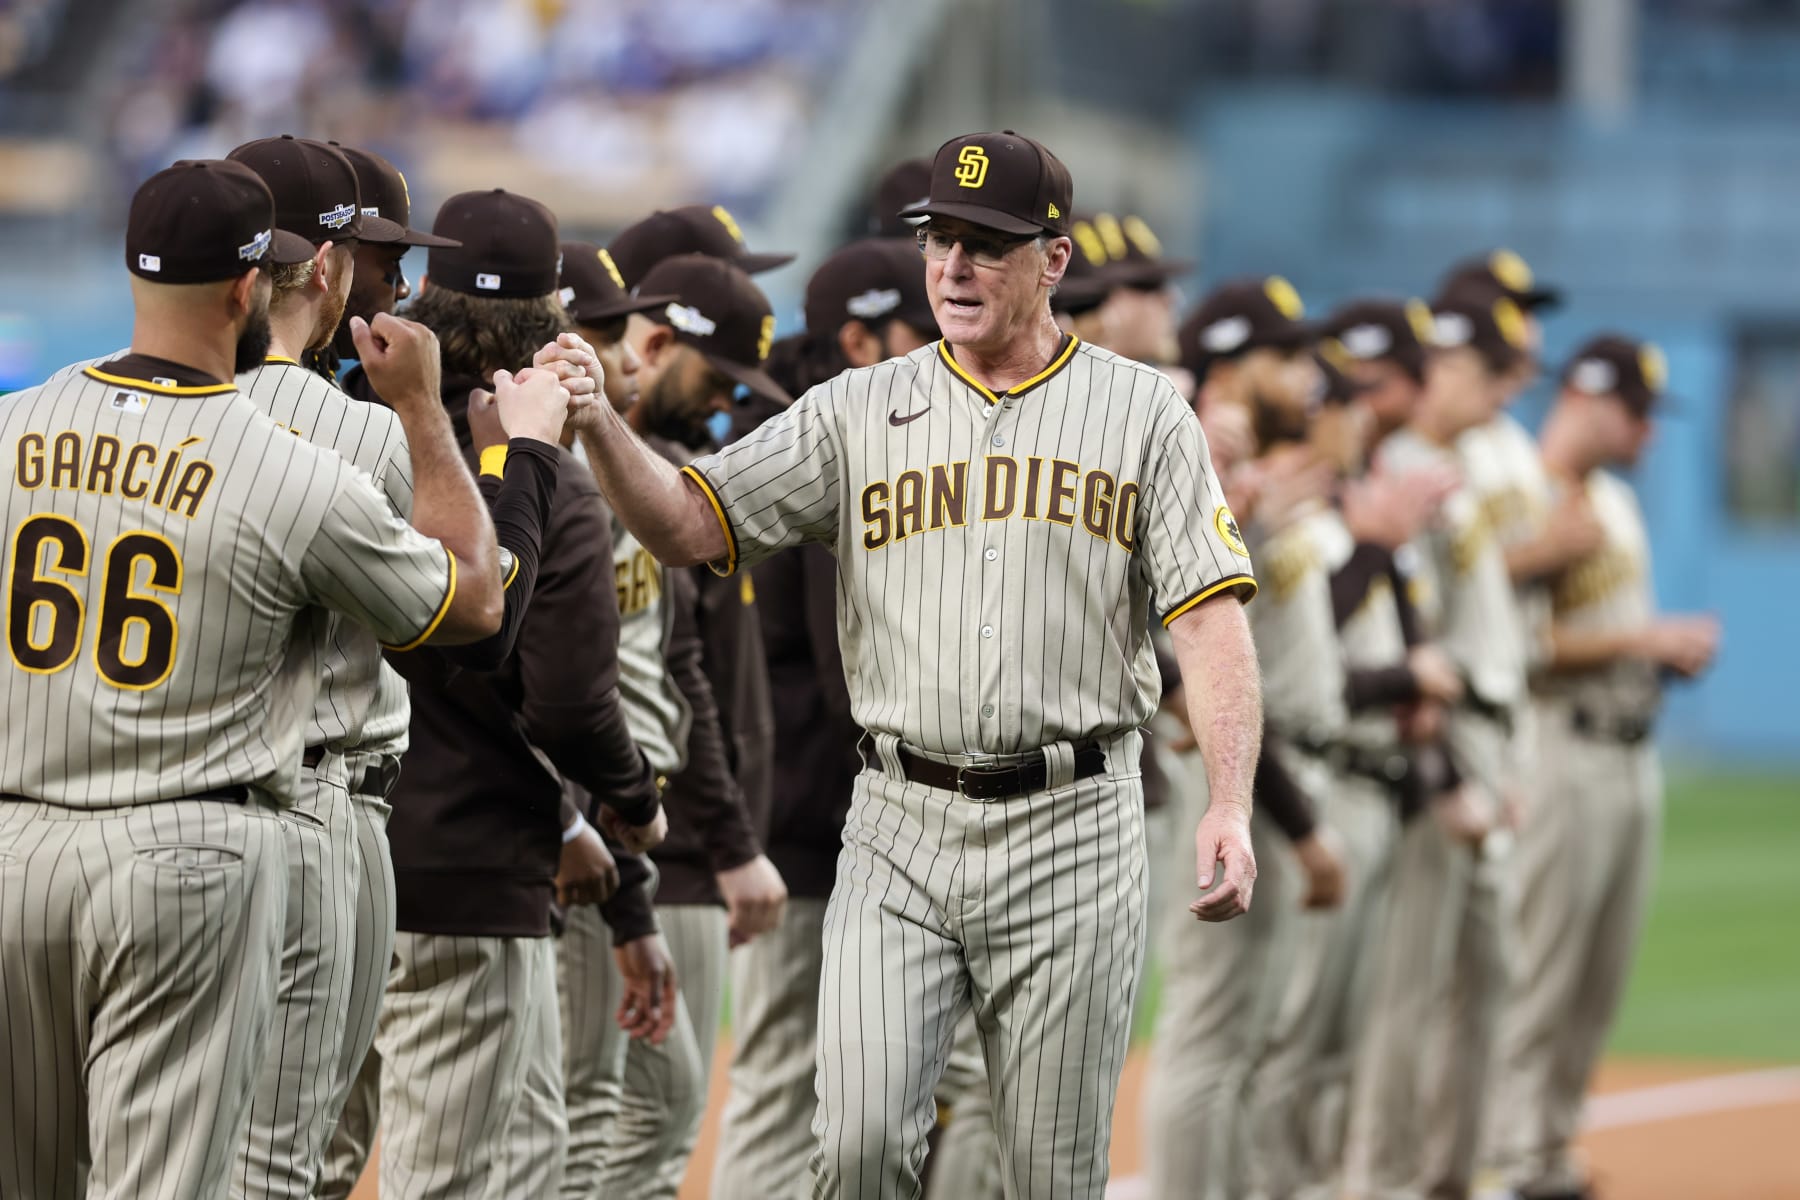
[300, 468, 457, 650]
[679, 381, 843, 576]
[374, 411, 415, 520]
[1139, 395, 1258, 625]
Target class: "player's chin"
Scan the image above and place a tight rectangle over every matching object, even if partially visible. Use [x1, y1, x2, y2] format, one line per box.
[934, 300, 989, 341]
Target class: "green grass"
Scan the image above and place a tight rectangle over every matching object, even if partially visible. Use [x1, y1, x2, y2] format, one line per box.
[1130, 769, 1800, 1063]
[1607, 769, 1800, 1063]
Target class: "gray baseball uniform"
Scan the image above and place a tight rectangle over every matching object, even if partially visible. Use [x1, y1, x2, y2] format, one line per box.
[1489, 470, 1663, 1195]
[0, 359, 455, 1200]
[231, 353, 413, 1199]
[679, 336, 1254, 1198]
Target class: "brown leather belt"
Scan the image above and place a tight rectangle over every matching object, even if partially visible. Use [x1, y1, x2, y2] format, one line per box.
[353, 756, 403, 801]
[892, 741, 1107, 800]
[302, 745, 327, 770]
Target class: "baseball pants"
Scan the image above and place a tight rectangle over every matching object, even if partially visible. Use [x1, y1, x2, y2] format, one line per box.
[1342, 715, 1513, 1200]
[1244, 764, 1399, 1200]
[1486, 708, 1660, 1195]
[373, 931, 559, 1200]
[1142, 747, 1300, 1200]
[235, 758, 359, 1199]
[315, 776, 399, 1200]
[0, 795, 287, 1200]
[711, 895, 832, 1200]
[925, 1014, 1006, 1200]
[810, 737, 1147, 1200]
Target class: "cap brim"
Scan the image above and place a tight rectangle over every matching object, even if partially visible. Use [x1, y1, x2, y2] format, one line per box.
[705, 351, 794, 407]
[268, 229, 317, 265]
[902, 202, 1044, 237]
[353, 214, 412, 244]
[1104, 259, 1195, 289]
[736, 250, 796, 275]
[1518, 286, 1562, 311]
[569, 291, 680, 325]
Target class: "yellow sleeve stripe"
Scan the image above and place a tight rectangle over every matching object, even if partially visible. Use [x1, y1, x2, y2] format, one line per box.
[383, 548, 458, 651]
[679, 464, 738, 578]
[479, 445, 509, 478]
[82, 367, 236, 396]
[1161, 573, 1258, 627]
[502, 549, 522, 590]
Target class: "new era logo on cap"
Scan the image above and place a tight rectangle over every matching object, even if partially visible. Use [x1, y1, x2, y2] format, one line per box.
[665, 302, 718, 337]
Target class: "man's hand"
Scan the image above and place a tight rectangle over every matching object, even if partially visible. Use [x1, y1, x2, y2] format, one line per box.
[491, 367, 575, 445]
[1293, 828, 1348, 910]
[1407, 644, 1465, 706]
[1342, 465, 1458, 549]
[555, 818, 619, 908]
[613, 933, 678, 1045]
[1433, 782, 1496, 846]
[1639, 615, 1720, 678]
[1542, 491, 1606, 568]
[1190, 800, 1257, 922]
[596, 804, 668, 855]
[466, 386, 507, 455]
[717, 854, 788, 948]
[349, 313, 441, 411]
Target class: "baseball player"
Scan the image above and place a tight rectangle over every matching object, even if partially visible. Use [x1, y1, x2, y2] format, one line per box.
[578, 129, 1264, 1199]
[1144, 277, 1351, 1200]
[607, 203, 795, 290]
[1345, 289, 1535, 1200]
[360, 189, 668, 1200]
[0, 159, 507, 1200]
[867, 157, 933, 237]
[1487, 337, 1717, 1200]
[710, 237, 941, 1200]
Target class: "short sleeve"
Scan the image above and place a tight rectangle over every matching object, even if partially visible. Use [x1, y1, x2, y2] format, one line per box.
[680, 382, 842, 576]
[301, 468, 456, 650]
[1139, 395, 1258, 625]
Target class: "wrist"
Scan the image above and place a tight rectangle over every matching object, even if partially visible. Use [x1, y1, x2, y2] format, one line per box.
[562, 812, 591, 844]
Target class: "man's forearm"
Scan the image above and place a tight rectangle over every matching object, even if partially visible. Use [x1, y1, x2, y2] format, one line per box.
[1506, 536, 1570, 587]
[1550, 624, 1646, 672]
[1169, 596, 1262, 814]
[577, 409, 726, 568]
[393, 398, 501, 596]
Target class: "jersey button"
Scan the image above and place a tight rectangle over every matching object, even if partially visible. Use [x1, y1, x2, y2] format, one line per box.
[982, 704, 995, 718]
[980, 625, 994, 639]
[992, 435, 1005, 447]
[984, 547, 997, 561]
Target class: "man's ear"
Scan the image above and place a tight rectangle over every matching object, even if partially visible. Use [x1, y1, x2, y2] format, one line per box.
[837, 320, 884, 369]
[229, 267, 261, 316]
[638, 321, 677, 366]
[314, 241, 339, 293]
[1040, 236, 1072, 288]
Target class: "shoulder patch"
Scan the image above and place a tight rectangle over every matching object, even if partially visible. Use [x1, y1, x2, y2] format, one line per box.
[1215, 505, 1249, 557]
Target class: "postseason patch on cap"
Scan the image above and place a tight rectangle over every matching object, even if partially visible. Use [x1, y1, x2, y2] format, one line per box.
[1339, 323, 1394, 360]
[846, 287, 902, 320]
[665, 302, 717, 337]
[1201, 315, 1253, 354]
[558, 286, 577, 307]
[319, 203, 357, 231]
[1569, 358, 1618, 395]
[238, 228, 273, 262]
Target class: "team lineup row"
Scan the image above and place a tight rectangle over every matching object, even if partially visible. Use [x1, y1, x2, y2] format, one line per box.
[0, 127, 1715, 1200]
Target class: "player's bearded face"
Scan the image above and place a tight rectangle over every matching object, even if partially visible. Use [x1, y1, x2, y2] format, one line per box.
[640, 346, 731, 443]
[235, 272, 275, 375]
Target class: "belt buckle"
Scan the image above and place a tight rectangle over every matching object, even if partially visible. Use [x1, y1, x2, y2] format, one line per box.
[955, 754, 1000, 798]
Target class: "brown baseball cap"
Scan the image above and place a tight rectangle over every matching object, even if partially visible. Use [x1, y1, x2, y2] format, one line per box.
[1439, 248, 1561, 311]
[1054, 210, 1116, 316]
[869, 157, 932, 237]
[1092, 212, 1192, 289]
[558, 240, 677, 325]
[1317, 297, 1436, 383]
[638, 253, 791, 406]
[327, 141, 459, 248]
[226, 135, 397, 246]
[1430, 290, 1531, 373]
[804, 238, 937, 339]
[426, 189, 560, 298]
[126, 159, 313, 283]
[607, 204, 794, 289]
[1561, 333, 1668, 417]
[901, 130, 1074, 238]
[1177, 275, 1314, 376]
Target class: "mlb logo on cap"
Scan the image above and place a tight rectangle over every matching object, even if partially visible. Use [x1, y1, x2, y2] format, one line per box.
[476, 273, 502, 291]
[137, 253, 162, 273]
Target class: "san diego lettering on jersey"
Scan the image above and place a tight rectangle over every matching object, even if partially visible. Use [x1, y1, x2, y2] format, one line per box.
[860, 454, 1139, 552]
[14, 428, 217, 518]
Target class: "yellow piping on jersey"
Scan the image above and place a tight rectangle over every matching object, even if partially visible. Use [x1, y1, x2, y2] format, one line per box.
[938, 335, 1080, 405]
[264, 355, 301, 366]
[383, 548, 457, 651]
[81, 367, 236, 396]
[1162, 573, 1258, 627]
[680, 464, 739, 577]
[501, 550, 522, 590]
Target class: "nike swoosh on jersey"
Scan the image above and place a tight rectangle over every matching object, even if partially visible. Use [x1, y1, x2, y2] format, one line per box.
[888, 408, 929, 426]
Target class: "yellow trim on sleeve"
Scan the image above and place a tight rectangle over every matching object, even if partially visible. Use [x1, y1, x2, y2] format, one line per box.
[479, 445, 509, 478]
[383, 548, 458, 651]
[81, 367, 236, 396]
[1161, 573, 1258, 627]
[501, 549, 522, 590]
[937, 335, 1081, 405]
[679, 464, 739, 577]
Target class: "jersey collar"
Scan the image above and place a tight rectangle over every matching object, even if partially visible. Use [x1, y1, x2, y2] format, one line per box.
[938, 334, 1079, 405]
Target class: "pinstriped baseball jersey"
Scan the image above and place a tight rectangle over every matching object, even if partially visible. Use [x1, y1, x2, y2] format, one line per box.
[680, 336, 1255, 756]
[1245, 503, 1348, 740]
[1376, 428, 1526, 709]
[1459, 412, 1554, 665]
[612, 517, 689, 775]
[1543, 470, 1659, 719]
[354, 660, 412, 764]
[0, 364, 456, 807]
[238, 356, 413, 752]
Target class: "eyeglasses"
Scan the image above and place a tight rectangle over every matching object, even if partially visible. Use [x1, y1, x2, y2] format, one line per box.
[915, 227, 1036, 268]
